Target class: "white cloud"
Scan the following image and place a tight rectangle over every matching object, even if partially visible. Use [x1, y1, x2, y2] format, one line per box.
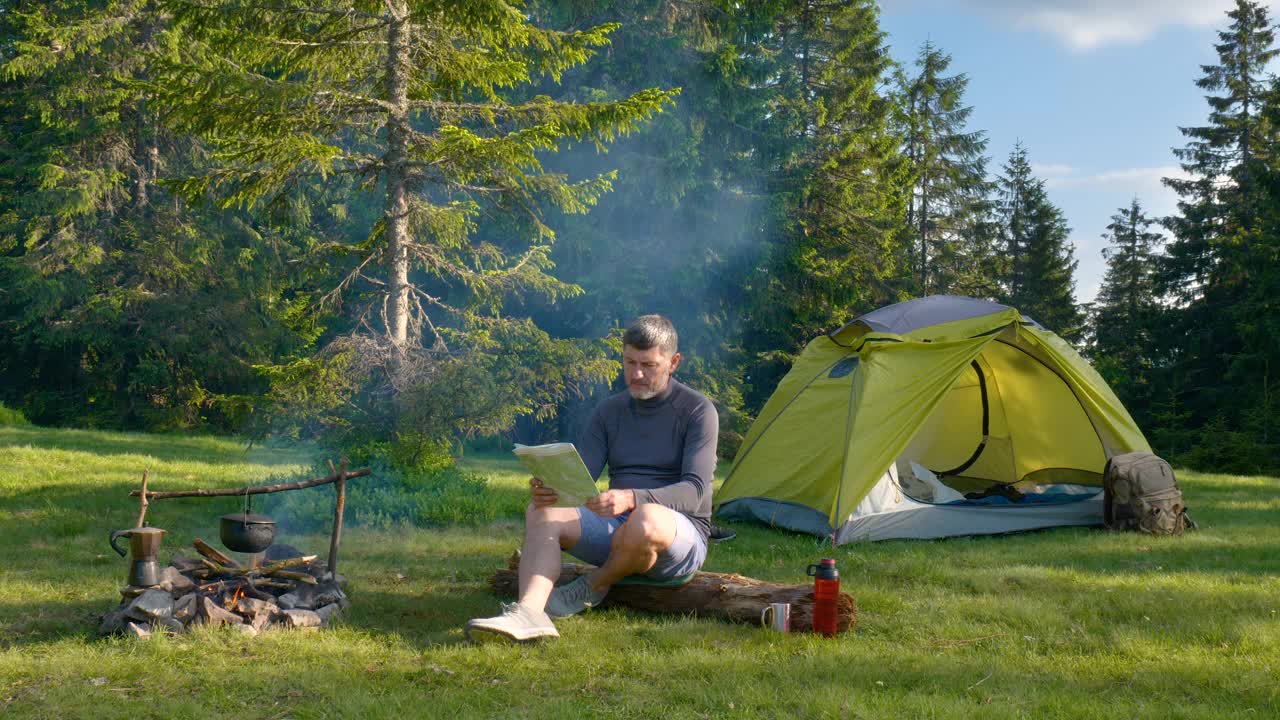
[886, 1, 1273, 50]
[1041, 165, 1191, 216]
[1032, 163, 1077, 177]
[1077, 278, 1103, 305]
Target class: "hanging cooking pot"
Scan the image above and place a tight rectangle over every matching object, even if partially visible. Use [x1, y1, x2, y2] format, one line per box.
[220, 492, 276, 553]
[220, 512, 276, 553]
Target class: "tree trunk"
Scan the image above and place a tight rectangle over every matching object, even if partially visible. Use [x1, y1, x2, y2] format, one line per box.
[383, 2, 412, 348]
[490, 561, 857, 634]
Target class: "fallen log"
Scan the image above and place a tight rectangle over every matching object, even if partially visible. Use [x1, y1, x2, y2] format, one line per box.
[490, 559, 856, 634]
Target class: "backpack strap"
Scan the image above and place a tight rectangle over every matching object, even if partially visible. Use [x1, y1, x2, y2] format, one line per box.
[1102, 456, 1116, 527]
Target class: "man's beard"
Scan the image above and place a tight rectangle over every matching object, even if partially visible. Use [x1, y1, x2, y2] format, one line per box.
[628, 385, 658, 400]
[628, 379, 666, 400]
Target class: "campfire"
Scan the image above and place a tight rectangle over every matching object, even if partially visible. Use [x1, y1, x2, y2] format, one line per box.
[98, 462, 369, 638]
[100, 542, 348, 637]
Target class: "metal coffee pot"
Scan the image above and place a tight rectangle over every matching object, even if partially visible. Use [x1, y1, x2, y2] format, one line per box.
[109, 526, 166, 587]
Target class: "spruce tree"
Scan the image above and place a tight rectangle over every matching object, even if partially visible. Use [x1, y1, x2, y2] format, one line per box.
[995, 144, 1082, 339]
[1162, 0, 1280, 467]
[897, 41, 991, 296]
[149, 0, 677, 452]
[741, 0, 908, 410]
[0, 1, 308, 428]
[1090, 199, 1164, 423]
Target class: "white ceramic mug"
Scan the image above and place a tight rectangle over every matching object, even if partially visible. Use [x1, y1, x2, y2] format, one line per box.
[761, 602, 791, 632]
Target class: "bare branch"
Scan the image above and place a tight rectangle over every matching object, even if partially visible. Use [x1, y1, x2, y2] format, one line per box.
[318, 251, 379, 310]
[314, 90, 395, 113]
[173, 1, 381, 21]
[266, 38, 386, 47]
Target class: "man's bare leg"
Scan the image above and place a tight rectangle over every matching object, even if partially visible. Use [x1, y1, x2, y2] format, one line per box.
[585, 504, 678, 593]
[518, 504, 581, 611]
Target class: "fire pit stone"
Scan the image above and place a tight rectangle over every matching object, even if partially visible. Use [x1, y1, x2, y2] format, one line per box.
[158, 566, 194, 593]
[98, 542, 347, 638]
[125, 589, 174, 623]
[282, 609, 322, 629]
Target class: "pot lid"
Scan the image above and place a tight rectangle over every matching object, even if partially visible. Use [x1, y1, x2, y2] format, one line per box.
[220, 512, 275, 524]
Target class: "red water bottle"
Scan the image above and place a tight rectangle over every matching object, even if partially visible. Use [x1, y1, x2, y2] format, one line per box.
[807, 558, 839, 637]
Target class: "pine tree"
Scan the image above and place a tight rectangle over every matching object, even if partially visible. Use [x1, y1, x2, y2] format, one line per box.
[1161, 0, 1280, 467]
[1090, 199, 1164, 423]
[995, 143, 1082, 339]
[148, 0, 677, 453]
[742, 0, 908, 407]
[157, 0, 675, 348]
[897, 41, 991, 295]
[0, 1, 309, 428]
[1166, 0, 1277, 276]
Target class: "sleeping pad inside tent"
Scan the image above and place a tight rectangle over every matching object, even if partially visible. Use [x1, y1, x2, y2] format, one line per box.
[715, 296, 1151, 542]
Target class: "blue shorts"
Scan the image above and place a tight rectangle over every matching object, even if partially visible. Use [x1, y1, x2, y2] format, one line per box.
[568, 506, 707, 579]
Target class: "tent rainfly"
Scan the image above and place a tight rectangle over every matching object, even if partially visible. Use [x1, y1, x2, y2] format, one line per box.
[715, 296, 1151, 542]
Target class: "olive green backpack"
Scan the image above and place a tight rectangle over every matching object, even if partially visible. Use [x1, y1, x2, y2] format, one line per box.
[1103, 452, 1194, 535]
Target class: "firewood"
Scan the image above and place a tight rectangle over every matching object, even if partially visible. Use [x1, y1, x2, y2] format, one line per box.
[193, 538, 241, 569]
[241, 555, 316, 575]
[239, 582, 275, 602]
[254, 579, 295, 590]
[489, 563, 857, 634]
[269, 570, 319, 585]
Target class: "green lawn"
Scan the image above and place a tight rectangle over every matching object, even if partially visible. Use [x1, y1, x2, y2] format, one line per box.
[1, 424, 1278, 719]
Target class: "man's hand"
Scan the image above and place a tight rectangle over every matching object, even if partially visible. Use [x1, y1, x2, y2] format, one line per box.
[529, 477, 559, 508]
[585, 489, 636, 518]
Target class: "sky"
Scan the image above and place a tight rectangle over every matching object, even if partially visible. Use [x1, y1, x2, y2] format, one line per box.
[877, 0, 1258, 304]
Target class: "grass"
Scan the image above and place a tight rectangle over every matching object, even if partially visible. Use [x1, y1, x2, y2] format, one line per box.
[1, 424, 1278, 719]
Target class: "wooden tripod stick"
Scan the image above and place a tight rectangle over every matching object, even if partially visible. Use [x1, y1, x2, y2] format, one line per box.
[327, 458, 348, 576]
[135, 470, 150, 528]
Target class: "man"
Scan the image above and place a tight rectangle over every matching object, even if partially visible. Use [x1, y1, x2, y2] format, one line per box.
[466, 315, 718, 642]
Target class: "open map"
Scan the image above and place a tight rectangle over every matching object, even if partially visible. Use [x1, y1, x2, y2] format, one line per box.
[512, 443, 601, 508]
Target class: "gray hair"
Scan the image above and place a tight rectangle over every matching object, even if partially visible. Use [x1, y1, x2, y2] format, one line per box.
[623, 315, 678, 356]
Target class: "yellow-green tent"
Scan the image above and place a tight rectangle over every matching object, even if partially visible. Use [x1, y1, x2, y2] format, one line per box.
[716, 296, 1150, 542]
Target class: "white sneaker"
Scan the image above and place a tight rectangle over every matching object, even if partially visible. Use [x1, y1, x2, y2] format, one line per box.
[545, 576, 608, 618]
[465, 602, 559, 643]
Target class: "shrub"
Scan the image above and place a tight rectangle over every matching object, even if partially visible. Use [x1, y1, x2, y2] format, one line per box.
[1177, 416, 1280, 475]
[0, 402, 30, 427]
[260, 458, 525, 532]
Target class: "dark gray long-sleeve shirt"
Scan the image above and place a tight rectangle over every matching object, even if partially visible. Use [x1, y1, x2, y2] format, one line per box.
[578, 379, 719, 541]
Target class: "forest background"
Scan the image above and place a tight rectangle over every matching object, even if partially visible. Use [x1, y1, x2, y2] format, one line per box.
[2, 0, 1277, 482]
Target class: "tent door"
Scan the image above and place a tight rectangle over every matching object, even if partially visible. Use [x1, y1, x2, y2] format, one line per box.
[931, 359, 990, 478]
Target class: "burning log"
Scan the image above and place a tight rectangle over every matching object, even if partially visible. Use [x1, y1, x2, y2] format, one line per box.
[240, 555, 317, 575]
[193, 538, 240, 569]
[270, 570, 319, 586]
[253, 579, 297, 590]
[489, 554, 857, 634]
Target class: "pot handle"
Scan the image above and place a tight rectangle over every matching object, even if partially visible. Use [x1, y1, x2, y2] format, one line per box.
[109, 529, 132, 557]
